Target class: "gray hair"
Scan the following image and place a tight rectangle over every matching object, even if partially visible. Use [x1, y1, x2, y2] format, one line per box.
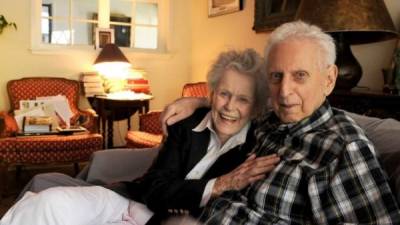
[207, 49, 267, 117]
[264, 20, 336, 71]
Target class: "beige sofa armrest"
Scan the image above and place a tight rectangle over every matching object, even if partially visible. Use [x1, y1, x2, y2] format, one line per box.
[78, 147, 159, 185]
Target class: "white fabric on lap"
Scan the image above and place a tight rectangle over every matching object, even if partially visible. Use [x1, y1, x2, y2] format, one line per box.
[1, 186, 130, 225]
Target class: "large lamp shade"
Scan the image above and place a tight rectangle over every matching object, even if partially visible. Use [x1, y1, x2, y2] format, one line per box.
[297, 0, 398, 90]
[93, 43, 131, 72]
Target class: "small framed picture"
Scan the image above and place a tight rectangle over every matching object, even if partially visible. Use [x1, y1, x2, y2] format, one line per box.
[208, 0, 243, 17]
[95, 27, 115, 49]
[253, 0, 301, 32]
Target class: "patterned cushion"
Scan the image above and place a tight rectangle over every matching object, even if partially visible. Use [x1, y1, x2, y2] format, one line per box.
[7, 77, 80, 117]
[14, 134, 103, 164]
[125, 131, 162, 148]
[139, 111, 162, 134]
[0, 134, 103, 164]
[181, 82, 208, 97]
[0, 138, 18, 164]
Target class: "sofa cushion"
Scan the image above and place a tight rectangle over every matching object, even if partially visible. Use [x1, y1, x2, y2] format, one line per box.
[349, 112, 400, 203]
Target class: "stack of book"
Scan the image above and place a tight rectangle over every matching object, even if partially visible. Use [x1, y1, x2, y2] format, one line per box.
[126, 78, 151, 94]
[23, 116, 53, 133]
[80, 72, 105, 97]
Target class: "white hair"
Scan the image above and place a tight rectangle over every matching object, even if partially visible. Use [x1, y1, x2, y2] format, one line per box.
[207, 49, 268, 117]
[264, 20, 336, 71]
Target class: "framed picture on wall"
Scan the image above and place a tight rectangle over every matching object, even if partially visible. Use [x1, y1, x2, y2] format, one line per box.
[208, 0, 243, 17]
[253, 0, 301, 32]
[95, 28, 115, 49]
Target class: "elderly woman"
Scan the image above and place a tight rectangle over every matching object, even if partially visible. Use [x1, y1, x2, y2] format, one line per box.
[1, 49, 280, 225]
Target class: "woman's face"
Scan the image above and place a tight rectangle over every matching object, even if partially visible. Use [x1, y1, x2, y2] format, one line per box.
[211, 69, 256, 144]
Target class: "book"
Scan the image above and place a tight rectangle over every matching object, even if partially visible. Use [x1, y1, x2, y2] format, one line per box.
[56, 125, 87, 134]
[80, 72, 106, 97]
[80, 74, 103, 83]
[23, 116, 53, 133]
[126, 78, 151, 93]
[83, 82, 103, 88]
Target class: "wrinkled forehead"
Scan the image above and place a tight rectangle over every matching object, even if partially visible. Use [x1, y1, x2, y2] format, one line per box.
[266, 39, 322, 71]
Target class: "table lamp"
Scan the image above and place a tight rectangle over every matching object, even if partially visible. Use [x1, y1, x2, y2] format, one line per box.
[94, 43, 131, 73]
[296, 0, 398, 90]
[93, 43, 131, 92]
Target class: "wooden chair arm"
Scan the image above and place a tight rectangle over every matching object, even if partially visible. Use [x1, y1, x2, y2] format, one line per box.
[0, 111, 18, 137]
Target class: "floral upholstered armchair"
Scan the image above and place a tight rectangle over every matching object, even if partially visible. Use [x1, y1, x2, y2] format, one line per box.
[0, 77, 103, 197]
[125, 82, 208, 148]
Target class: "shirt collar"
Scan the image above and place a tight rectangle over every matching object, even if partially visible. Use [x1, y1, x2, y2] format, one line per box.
[192, 112, 212, 132]
[262, 100, 333, 136]
[289, 100, 333, 135]
[254, 100, 335, 164]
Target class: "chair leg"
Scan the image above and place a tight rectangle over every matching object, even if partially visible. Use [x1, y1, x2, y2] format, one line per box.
[15, 165, 22, 181]
[73, 162, 80, 176]
[0, 163, 9, 202]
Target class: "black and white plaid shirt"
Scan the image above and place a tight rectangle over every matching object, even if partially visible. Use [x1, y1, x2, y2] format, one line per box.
[200, 101, 400, 225]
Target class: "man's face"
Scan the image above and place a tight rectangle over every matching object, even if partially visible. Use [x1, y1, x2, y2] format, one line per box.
[211, 69, 255, 143]
[266, 38, 337, 123]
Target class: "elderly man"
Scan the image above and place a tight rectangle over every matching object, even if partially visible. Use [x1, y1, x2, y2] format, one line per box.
[161, 21, 400, 224]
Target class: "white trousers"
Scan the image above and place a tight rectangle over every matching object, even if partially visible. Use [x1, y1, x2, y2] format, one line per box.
[0, 186, 153, 225]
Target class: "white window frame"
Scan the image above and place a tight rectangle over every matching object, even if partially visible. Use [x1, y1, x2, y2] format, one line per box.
[30, 0, 171, 55]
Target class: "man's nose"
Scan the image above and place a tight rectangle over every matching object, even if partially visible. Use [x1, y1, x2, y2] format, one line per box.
[279, 75, 292, 97]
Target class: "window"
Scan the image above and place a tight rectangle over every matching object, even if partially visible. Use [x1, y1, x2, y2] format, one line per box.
[41, 4, 52, 43]
[31, 0, 170, 52]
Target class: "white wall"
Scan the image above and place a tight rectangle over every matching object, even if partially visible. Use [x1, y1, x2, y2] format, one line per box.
[191, 0, 400, 91]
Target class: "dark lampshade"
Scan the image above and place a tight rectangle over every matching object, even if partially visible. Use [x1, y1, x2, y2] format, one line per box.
[296, 0, 398, 90]
[94, 43, 131, 72]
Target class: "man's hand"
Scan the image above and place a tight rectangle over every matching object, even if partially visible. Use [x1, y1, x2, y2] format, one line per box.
[160, 97, 209, 135]
[211, 154, 280, 197]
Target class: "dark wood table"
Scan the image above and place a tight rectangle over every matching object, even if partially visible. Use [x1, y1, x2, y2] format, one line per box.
[88, 95, 152, 148]
[328, 89, 400, 120]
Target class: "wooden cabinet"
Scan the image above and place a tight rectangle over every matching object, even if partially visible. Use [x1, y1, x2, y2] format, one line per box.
[328, 90, 400, 120]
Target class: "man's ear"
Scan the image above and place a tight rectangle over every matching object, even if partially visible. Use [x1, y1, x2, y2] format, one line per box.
[324, 65, 338, 96]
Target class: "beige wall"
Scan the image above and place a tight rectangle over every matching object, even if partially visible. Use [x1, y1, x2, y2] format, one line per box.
[191, 0, 400, 91]
[0, 0, 192, 145]
[0, 0, 192, 112]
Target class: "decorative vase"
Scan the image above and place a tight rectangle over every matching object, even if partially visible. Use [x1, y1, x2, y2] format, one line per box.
[382, 68, 398, 95]
[393, 48, 400, 95]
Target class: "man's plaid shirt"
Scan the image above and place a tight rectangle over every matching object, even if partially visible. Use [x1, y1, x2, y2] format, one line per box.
[200, 101, 400, 225]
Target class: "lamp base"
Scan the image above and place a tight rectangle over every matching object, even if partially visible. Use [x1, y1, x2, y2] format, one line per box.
[333, 34, 362, 90]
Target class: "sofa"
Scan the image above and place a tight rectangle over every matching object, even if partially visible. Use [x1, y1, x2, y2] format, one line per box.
[78, 112, 400, 204]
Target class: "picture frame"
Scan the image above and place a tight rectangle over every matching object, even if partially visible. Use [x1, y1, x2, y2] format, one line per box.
[253, 0, 301, 32]
[93, 13, 131, 47]
[95, 27, 115, 49]
[208, 0, 243, 17]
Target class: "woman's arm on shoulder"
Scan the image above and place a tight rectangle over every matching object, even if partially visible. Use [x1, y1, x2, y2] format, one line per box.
[161, 97, 209, 135]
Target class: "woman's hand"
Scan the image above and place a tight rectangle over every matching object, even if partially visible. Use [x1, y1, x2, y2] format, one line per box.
[211, 154, 280, 197]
